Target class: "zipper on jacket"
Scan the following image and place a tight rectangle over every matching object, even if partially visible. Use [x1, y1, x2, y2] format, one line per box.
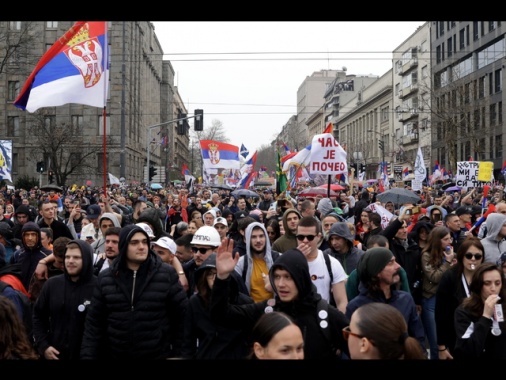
[131, 270, 137, 310]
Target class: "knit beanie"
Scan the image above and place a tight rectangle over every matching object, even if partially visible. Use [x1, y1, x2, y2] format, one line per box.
[357, 247, 394, 284]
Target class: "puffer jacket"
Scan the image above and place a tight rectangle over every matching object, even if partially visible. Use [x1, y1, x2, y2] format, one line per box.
[80, 224, 188, 359]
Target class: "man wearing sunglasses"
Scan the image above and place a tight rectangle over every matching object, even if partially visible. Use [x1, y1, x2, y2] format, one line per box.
[183, 225, 247, 298]
[296, 216, 348, 314]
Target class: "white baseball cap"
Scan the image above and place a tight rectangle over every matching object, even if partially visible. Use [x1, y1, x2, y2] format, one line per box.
[213, 217, 228, 227]
[151, 237, 176, 254]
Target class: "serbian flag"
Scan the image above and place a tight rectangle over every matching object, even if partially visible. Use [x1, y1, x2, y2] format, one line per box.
[15, 22, 109, 113]
[403, 167, 409, 178]
[282, 142, 291, 154]
[323, 122, 333, 134]
[182, 163, 191, 176]
[200, 140, 240, 170]
[501, 160, 506, 176]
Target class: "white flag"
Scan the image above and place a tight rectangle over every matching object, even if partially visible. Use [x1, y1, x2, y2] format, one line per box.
[412, 147, 426, 191]
[108, 172, 121, 185]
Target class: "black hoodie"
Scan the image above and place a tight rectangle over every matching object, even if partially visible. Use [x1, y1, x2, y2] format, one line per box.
[10, 221, 52, 290]
[210, 248, 350, 360]
[32, 239, 97, 360]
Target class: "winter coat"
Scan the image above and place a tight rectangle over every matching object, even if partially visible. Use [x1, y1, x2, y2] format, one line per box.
[271, 208, 301, 253]
[80, 224, 188, 359]
[210, 248, 350, 360]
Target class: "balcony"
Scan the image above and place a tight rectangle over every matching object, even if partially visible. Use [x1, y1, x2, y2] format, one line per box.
[400, 133, 419, 145]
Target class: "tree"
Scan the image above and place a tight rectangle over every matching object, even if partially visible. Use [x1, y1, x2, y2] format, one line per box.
[0, 22, 38, 77]
[26, 112, 111, 187]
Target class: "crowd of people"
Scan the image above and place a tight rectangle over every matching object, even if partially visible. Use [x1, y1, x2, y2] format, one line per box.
[0, 180, 505, 361]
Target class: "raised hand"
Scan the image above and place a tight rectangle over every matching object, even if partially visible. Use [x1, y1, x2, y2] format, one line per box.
[216, 237, 238, 279]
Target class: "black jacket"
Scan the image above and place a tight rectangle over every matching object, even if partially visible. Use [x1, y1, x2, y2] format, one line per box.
[210, 248, 350, 360]
[381, 218, 423, 304]
[32, 239, 97, 360]
[80, 224, 188, 359]
[182, 254, 254, 359]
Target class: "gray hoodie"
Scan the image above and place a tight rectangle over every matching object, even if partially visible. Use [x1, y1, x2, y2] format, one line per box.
[323, 222, 365, 275]
[91, 213, 121, 254]
[480, 213, 506, 264]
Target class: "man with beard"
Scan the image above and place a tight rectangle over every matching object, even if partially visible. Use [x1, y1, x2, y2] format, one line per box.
[32, 239, 97, 360]
[234, 222, 280, 302]
[345, 247, 427, 354]
[92, 227, 121, 275]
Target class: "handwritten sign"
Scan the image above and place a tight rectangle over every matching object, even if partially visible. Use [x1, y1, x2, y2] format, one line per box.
[309, 133, 347, 175]
[456, 161, 493, 188]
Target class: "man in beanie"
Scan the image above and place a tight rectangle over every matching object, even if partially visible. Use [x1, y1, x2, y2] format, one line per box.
[80, 224, 188, 359]
[345, 247, 427, 353]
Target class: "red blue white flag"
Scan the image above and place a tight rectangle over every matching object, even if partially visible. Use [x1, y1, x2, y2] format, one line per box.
[182, 163, 191, 177]
[14, 21, 109, 112]
[237, 151, 257, 189]
[200, 140, 240, 170]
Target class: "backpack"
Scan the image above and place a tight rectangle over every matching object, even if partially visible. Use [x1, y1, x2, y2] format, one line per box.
[241, 250, 280, 282]
[0, 280, 34, 341]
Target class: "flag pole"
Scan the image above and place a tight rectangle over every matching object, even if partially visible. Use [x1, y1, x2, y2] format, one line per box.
[102, 22, 109, 193]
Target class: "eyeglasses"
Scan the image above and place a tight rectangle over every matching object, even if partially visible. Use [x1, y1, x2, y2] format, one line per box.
[296, 234, 317, 241]
[464, 253, 483, 260]
[191, 246, 211, 254]
[342, 326, 364, 341]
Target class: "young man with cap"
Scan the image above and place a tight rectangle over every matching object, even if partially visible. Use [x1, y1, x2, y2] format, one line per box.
[345, 247, 427, 354]
[80, 224, 188, 359]
[152, 236, 189, 292]
[213, 216, 229, 240]
[257, 189, 275, 219]
[455, 205, 473, 232]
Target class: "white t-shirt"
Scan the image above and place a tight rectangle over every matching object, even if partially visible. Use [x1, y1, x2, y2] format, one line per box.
[307, 250, 347, 303]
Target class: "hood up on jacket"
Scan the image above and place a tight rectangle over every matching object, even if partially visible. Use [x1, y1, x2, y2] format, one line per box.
[99, 212, 121, 228]
[269, 248, 314, 304]
[326, 222, 354, 246]
[281, 208, 301, 237]
[112, 224, 156, 272]
[64, 239, 95, 283]
[245, 222, 272, 257]
[483, 213, 506, 241]
[21, 221, 42, 251]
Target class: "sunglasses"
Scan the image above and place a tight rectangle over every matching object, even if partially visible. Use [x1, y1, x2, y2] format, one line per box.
[296, 234, 317, 241]
[191, 247, 211, 254]
[342, 326, 364, 341]
[464, 253, 483, 260]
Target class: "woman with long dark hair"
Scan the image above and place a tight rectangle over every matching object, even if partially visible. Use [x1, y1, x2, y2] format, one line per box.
[454, 262, 506, 359]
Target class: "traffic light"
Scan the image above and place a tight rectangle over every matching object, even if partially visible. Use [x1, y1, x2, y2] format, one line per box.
[37, 161, 45, 173]
[360, 164, 366, 172]
[177, 112, 187, 135]
[194, 109, 204, 131]
[379, 140, 384, 151]
[48, 170, 54, 183]
[149, 166, 157, 181]
[387, 162, 392, 175]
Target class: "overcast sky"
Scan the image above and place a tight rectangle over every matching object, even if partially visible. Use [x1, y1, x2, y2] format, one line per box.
[153, 21, 425, 153]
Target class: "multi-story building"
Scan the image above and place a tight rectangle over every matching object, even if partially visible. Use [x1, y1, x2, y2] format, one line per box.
[431, 21, 505, 179]
[0, 21, 190, 187]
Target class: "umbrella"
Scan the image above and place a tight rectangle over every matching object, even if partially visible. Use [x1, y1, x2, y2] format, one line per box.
[150, 183, 163, 190]
[376, 187, 421, 206]
[298, 187, 338, 197]
[317, 183, 345, 191]
[211, 183, 234, 190]
[441, 182, 456, 190]
[40, 184, 63, 192]
[231, 189, 260, 198]
[444, 186, 462, 192]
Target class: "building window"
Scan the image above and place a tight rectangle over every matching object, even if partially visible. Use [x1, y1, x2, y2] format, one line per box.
[495, 69, 502, 93]
[499, 101, 503, 125]
[71, 115, 83, 127]
[381, 106, 389, 122]
[436, 45, 441, 64]
[473, 21, 479, 41]
[489, 21, 497, 32]
[9, 22, 21, 30]
[495, 134, 502, 159]
[479, 77, 485, 98]
[459, 28, 465, 50]
[7, 81, 20, 101]
[46, 21, 58, 29]
[98, 115, 110, 135]
[490, 104, 497, 126]
[7, 117, 20, 136]
[439, 22, 445, 37]
[44, 116, 56, 128]
[97, 153, 104, 174]
[474, 109, 480, 128]
[447, 36, 453, 57]
[422, 65, 428, 79]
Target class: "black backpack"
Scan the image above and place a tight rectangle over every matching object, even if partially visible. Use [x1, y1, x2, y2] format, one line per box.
[322, 252, 336, 307]
[0, 280, 34, 341]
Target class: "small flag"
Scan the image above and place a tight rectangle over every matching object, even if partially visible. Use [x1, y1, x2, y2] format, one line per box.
[240, 144, 249, 159]
[182, 163, 191, 176]
[403, 167, 409, 178]
[282, 142, 291, 154]
[108, 172, 121, 185]
[323, 122, 333, 134]
[502, 160, 506, 176]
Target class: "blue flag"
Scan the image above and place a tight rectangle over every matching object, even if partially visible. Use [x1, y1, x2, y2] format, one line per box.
[240, 143, 249, 159]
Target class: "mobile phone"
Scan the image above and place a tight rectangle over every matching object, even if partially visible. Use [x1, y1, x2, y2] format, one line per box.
[432, 213, 441, 222]
[86, 236, 93, 240]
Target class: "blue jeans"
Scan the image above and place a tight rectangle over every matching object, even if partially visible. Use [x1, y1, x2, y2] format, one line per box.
[421, 295, 438, 360]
